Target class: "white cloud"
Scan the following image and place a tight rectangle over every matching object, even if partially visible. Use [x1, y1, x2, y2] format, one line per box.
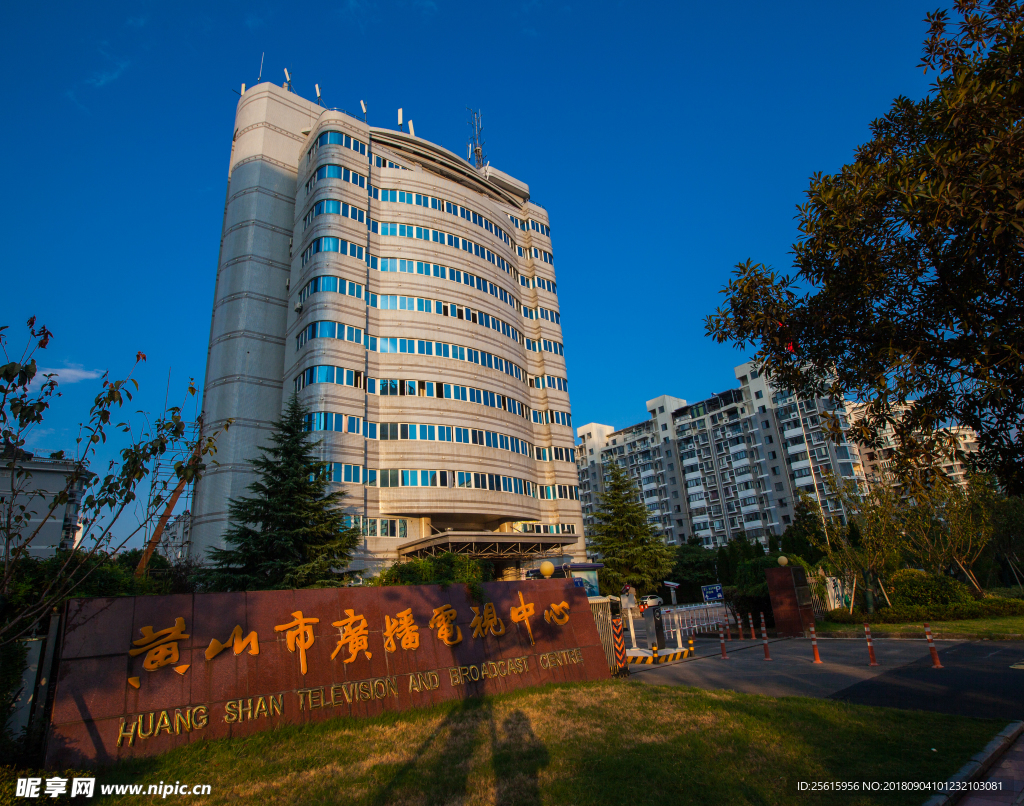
[85, 59, 130, 88]
[36, 365, 103, 385]
[22, 428, 55, 450]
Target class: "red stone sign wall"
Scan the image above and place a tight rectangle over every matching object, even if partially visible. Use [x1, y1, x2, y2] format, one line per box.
[46, 580, 608, 767]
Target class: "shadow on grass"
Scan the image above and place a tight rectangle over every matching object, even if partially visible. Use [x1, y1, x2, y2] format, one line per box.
[366, 696, 549, 806]
[491, 710, 549, 806]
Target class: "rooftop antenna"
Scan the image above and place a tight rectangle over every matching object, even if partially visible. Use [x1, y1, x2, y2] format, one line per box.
[408, 120, 415, 137]
[257, 52, 264, 83]
[397, 108, 403, 131]
[315, 84, 322, 106]
[283, 68, 292, 91]
[467, 108, 485, 168]
[360, 100, 367, 123]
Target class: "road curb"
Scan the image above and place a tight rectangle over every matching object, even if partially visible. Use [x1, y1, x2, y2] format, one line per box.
[922, 721, 1024, 806]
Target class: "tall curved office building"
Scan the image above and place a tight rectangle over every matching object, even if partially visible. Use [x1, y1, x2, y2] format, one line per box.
[191, 83, 584, 576]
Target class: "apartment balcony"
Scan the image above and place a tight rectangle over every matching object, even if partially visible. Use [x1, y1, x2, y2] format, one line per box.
[783, 426, 804, 440]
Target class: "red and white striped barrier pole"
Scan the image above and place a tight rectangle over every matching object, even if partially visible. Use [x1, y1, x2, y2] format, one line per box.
[719, 623, 728, 659]
[736, 613, 745, 640]
[725, 610, 732, 641]
[748, 612, 755, 642]
[810, 622, 822, 664]
[924, 623, 943, 669]
[760, 612, 772, 661]
[864, 623, 879, 666]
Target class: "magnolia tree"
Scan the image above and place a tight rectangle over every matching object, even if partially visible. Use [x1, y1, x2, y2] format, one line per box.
[807, 480, 906, 613]
[705, 0, 1024, 494]
[0, 319, 225, 646]
[807, 471, 996, 610]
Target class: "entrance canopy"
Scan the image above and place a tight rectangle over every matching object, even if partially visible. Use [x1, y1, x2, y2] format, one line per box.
[397, 531, 576, 561]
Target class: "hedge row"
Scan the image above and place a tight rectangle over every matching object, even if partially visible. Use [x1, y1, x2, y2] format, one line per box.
[887, 569, 973, 607]
[826, 597, 1024, 624]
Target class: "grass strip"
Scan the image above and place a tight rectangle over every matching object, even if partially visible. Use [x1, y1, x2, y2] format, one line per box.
[51, 679, 1006, 806]
[817, 615, 1024, 639]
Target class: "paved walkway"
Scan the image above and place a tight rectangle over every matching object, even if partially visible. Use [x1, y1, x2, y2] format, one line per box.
[959, 731, 1024, 805]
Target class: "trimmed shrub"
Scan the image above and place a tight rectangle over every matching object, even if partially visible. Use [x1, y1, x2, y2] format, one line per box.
[825, 597, 1024, 624]
[987, 586, 1024, 601]
[887, 569, 973, 608]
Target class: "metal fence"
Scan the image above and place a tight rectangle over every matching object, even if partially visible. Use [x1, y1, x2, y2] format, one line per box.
[622, 602, 734, 650]
[588, 597, 617, 671]
[661, 603, 730, 647]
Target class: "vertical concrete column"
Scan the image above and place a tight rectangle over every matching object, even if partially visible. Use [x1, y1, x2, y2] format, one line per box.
[191, 84, 321, 556]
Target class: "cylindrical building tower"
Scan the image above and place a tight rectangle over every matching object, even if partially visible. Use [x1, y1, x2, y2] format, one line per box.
[193, 83, 583, 575]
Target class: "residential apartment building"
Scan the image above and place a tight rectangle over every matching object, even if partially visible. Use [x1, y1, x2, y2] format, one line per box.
[158, 511, 192, 561]
[846, 403, 980, 489]
[192, 82, 584, 575]
[577, 364, 867, 551]
[576, 396, 686, 552]
[0, 448, 88, 557]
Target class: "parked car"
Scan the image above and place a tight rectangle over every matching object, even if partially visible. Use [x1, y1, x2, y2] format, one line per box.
[639, 595, 663, 607]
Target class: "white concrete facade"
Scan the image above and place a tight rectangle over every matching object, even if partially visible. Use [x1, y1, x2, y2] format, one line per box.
[192, 83, 584, 572]
[1, 453, 86, 557]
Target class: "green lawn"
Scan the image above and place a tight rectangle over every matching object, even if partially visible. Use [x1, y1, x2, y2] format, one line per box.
[817, 615, 1024, 638]
[52, 680, 1004, 806]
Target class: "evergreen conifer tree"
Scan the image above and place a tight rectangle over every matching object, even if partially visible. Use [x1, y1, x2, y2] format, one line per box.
[204, 394, 361, 590]
[589, 462, 673, 594]
[780, 498, 827, 565]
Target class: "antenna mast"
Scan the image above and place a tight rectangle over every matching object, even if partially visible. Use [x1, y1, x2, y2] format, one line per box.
[257, 52, 264, 83]
[467, 108, 485, 168]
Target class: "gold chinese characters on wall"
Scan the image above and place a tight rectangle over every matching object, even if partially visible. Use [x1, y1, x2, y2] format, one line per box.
[123, 592, 570, 687]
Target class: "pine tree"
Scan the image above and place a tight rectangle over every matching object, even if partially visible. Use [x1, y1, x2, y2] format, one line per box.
[780, 498, 827, 565]
[204, 394, 361, 590]
[588, 462, 673, 595]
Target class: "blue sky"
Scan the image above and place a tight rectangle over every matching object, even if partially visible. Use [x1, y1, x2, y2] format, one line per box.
[2, 0, 939, 475]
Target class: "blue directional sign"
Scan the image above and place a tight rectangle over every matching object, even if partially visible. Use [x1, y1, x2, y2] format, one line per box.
[572, 577, 586, 588]
[701, 584, 724, 602]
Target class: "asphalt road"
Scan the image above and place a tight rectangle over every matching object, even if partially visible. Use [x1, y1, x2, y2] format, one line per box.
[632, 637, 1024, 720]
[830, 640, 1024, 720]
